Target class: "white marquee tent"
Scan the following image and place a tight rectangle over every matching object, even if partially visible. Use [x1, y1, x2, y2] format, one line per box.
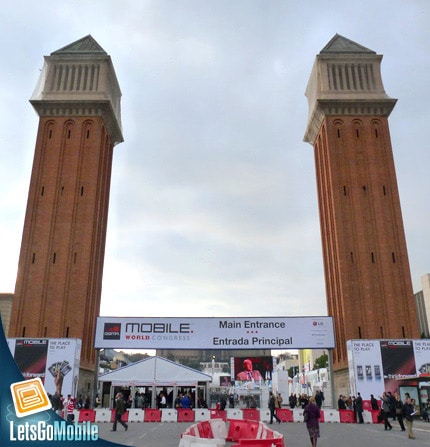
[98, 356, 212, 408]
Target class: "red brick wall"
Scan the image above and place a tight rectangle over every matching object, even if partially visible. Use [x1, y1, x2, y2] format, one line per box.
[314, 116, 420, 369]
[10, 116, 114, 369]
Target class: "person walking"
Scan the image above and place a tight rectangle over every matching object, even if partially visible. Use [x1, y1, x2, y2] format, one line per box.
[315, 390, 324, 409]
[403, 396, 416, 439]
[303, 396, 321, 447]
[394, 392, 405, 432]
[268, 392, 281, 424]
[379, 392, 393, 431]
[355, 392, 364, 423]
[112, 393, 128, 432]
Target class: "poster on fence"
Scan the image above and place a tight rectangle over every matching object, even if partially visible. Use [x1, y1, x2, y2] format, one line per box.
[347, 339, 430, 399]
[7, 338, 81, 397]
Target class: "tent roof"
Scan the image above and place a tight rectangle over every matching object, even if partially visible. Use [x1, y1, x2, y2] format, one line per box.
[98, 356, 212, 386]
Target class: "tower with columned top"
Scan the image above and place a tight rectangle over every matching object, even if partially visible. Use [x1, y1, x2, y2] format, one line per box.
[304, 35, 419, 388]
[9, 36, 123, 387]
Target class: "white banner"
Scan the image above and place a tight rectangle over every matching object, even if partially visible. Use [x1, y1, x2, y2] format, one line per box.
[95, 316, 335, 350]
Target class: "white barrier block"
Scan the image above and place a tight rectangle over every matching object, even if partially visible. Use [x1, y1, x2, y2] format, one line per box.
[259, 409, 271, 422]
[195, 409, 210, 421]
[226, 409, 243, 419]
[362, 410, 373, 423]
[209, 419, 228, 439]
[292, 409, 305, 422]
[128, 408, 144, 422]
[323, 409, 340, 423]
[94, 408, 111, 423]
[179, 435, 226, 447]
[161, 408, 177, 422]
[191, 439, 226, 447]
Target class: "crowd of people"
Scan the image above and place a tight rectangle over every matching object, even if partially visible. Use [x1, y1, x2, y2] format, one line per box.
[48, 392, 94, 419]
[48, 385, 428, 442]
[288, 390, 325, 409]
[337, 390, 422, 440]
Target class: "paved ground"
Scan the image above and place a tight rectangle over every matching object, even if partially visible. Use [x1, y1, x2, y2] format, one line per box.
[97, 418, 430, 446]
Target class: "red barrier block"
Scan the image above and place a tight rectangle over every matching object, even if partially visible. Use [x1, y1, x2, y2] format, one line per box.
[319, 410, 325, 422]
[276, 408, 293, 422]
[242, 409, 260, 421]
[178, 408, 195, 422]
[144, 409, 161, 422]
[339, 409, 356, 423]
[78, 410, 96, 422]
[197, 420, 214, 438]
[227, 419, 260, 442]
[210, 409, 227, 421]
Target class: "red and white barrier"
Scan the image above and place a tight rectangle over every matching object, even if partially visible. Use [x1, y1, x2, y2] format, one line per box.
[83, 407, 387, 425]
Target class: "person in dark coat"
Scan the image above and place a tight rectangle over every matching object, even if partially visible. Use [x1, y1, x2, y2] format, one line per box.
[112, 393, 128, 432]
[370, 394, 379, 410]
[268, 392, 281, 424]
[379, 392, 393, 431]
[303, 396, 321, 447]
[394, 392, 405, 432]
[289, 393, 297, 409]
[315, 390, 324, 409]
[337, 395, 346, 410]
[355, 392, 364, 423]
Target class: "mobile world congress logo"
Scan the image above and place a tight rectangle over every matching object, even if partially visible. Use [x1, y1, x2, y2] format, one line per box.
[103, 322, 121, 340]
[10, 378, 52, 417]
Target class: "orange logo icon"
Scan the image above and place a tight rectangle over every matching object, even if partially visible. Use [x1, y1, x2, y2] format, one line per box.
[10, 378, 52, 417]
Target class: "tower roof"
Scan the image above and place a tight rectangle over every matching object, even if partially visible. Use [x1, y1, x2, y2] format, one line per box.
[51, 35, 107, 56]
[31, 36, 123, 144]
[303, 34, 396, 144]
[320, 34, 376, 55]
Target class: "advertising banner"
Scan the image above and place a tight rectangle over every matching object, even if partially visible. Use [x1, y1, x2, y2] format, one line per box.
[95, 316, 335, 350]
[347, 339, 430, 399]
[9, 339, 49, 381]
[7, 338, 81, 397]
[348, 339, 383, 398]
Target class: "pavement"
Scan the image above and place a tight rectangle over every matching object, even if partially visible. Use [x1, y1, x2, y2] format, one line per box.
[96, 418, 430, 447]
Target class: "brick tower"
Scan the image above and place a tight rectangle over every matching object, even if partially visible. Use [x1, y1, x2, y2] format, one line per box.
[9, 36, 123, 379]
[304, 35, 420, 381]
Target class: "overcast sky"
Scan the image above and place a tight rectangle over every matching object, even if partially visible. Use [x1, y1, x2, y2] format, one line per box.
[1, 1, 430, 322]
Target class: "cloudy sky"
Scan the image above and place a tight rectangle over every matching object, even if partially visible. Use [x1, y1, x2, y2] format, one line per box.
[1, 1, 430, 322]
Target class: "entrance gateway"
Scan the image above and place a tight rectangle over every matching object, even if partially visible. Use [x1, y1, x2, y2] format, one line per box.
[95, 316, 335, 350]
[95, 316, 336, 409]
